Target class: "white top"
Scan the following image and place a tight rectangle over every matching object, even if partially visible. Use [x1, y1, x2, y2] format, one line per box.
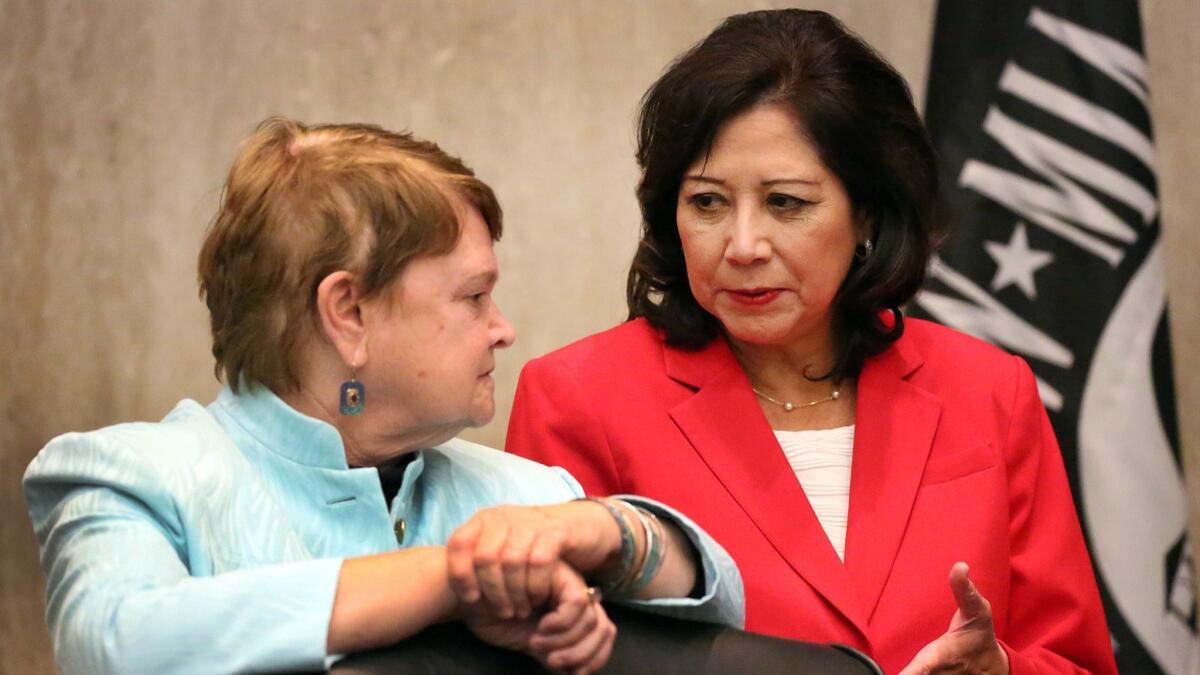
[774, 425, 855, 561]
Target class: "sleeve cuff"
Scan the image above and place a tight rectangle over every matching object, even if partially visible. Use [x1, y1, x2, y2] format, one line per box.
[111, 556, 345, 673]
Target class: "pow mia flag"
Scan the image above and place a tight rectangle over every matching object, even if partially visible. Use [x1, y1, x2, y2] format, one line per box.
[913, 2, 1198, 673]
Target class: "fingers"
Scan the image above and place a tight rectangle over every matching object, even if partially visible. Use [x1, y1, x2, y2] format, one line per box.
[948, 561, 991, 624]
[447, 517, 484, 603]
[546, 603, 615, 675]
[531, 597, 598, 652]
[473, 517, 515, 618]
[494, 520, 563, 619]
[501, 528, 538, 619]
[446, 507, 566, 620]
[532, 566, 615, 674]
[536, 564, 591, 634]
[526, 533, 560, 610]
[448, 512, 518, 617]
[897, 563, 1003, 675]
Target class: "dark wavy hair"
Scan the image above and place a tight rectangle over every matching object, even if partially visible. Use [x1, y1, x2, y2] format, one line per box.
[627, 9, 943, 381]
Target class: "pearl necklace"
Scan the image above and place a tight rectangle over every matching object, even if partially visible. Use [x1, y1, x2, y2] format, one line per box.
[751, 386, 841, 412]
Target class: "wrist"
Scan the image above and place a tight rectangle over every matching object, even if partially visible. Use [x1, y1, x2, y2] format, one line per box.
[572, 498, 637, 580]
[573, 497, 665, 597]
[993, 638, 1012, 675]
[565, 498, 626, 570]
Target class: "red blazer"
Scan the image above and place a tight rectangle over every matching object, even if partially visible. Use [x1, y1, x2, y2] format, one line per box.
[506, 318, 1115, 674]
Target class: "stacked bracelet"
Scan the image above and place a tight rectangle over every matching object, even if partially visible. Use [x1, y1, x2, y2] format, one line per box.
[577, 497, 668, 597]
[578, 497, 637, 594]
[624, 505, 667, 596]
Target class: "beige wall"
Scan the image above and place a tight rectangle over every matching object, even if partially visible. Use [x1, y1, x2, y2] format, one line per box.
[2, 1, 1195, 671]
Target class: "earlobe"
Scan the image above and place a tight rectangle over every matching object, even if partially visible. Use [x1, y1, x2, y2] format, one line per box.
[854, 212, 877, 262]
[854, 239, 874, 261]
[351, 337, 368, 370]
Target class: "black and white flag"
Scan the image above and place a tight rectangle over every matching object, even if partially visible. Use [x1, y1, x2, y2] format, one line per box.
[914, 2, 1197, 673]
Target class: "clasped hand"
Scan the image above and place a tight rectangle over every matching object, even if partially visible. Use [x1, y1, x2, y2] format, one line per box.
[447, 503, 619, 674]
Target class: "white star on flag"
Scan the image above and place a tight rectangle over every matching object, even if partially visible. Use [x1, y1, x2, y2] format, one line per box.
[984, 222, 1055, 299]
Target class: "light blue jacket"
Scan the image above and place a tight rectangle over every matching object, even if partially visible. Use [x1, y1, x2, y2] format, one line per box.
[23, 385, 743, 674]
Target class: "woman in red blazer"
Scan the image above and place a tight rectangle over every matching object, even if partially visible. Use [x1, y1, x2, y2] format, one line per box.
[507, 9, 1115, 675]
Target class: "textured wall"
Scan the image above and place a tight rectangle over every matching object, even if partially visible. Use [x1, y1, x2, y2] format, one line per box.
[1, 1, 1194, 672]
[1144, 3, 1200, 652]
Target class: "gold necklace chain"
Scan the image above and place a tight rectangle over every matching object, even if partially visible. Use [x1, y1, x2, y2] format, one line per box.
[751, 386, 841, 412]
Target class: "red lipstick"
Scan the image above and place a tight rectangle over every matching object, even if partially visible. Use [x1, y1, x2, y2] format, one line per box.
[726, 288, 783, 306]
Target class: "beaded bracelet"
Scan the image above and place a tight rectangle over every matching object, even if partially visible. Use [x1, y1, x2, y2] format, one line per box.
[576, 497, 636, 593]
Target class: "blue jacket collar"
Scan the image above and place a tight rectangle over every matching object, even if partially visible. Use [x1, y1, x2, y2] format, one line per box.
[212, 384, 351, 470]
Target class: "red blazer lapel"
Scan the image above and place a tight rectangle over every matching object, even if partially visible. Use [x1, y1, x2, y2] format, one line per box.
[663, 338, 870, 636]
[844, 333, 942, 622]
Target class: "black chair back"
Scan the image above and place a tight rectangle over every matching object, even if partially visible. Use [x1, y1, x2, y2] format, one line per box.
[329, 606, 881, 674]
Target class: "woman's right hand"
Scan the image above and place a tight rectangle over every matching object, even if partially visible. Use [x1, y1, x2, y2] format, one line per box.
[446, 501, 621, 619]
[898, 563, 1009, 675]
[462, 561, 616, 674]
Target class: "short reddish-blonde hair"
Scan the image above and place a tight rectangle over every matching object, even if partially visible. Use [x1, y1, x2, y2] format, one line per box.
[198, 117, 502, 393]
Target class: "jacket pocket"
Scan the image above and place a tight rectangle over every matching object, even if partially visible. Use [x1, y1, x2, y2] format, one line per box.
[919, 444, 997, 487]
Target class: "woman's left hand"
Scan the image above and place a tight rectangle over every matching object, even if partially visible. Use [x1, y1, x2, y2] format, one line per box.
[898, 562, 1010, 675]
[446, 502, 619, 619]
[462, 561, 616, 674]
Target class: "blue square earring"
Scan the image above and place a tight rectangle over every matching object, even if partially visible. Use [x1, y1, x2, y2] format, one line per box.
[339, 371, 365, 416]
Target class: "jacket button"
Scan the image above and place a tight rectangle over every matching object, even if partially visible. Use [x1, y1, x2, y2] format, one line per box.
[394, 518, 406, 545]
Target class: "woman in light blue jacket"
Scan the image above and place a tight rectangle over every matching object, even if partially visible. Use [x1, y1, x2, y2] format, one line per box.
[23, 118, 742, 675]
